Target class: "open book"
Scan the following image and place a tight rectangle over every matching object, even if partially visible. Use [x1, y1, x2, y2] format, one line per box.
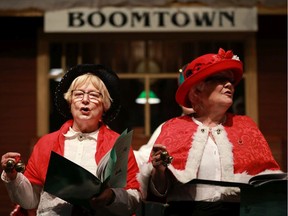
[43, 129, 133, 210]
[187, 173, 287, 188]
[187, 173, 287, 216]
[137, 173, 287, 216]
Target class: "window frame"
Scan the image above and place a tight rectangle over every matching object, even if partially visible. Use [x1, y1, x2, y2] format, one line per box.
[37, 32, 258, 137]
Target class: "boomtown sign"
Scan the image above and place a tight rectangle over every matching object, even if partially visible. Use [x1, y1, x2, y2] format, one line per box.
[44, 7, 257, 32]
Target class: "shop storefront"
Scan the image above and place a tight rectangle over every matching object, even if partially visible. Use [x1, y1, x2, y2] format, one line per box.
[0, 1, 286, 214]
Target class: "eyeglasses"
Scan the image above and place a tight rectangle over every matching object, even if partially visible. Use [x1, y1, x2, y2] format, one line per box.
[205, 76, 235, 85]
[72, 89, 103, 102]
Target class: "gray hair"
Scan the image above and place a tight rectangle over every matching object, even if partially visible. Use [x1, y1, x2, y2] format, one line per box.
[187, 81, 206, 112]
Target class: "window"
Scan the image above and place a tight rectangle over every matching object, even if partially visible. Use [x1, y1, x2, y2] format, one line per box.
[37, 32, 257, 140]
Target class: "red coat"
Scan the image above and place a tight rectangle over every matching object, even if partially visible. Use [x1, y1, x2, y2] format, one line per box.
[24, 120, 140, 190]
[155, 113, 280, 183]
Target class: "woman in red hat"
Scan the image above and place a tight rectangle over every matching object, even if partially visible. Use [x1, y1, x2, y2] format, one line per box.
[138, 48, 282, 216]
[1, 64, 141, 215]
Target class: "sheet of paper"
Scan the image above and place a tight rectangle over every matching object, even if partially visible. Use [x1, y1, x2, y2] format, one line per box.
[108, 129, 133, 188]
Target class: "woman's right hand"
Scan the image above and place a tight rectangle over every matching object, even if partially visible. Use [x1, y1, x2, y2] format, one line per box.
[151, 144, 172, 171]
[150, 144, 172, 194]
[1, 152, 21, 180]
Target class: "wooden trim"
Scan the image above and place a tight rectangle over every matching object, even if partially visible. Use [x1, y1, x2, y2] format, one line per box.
[244, 35, 258, 124]
[257, 6, 287, 15]
[37, 35, 50, 136]
[0, 9, 43, 17]
[144, 77, 151, 136]
[118, 73, 178, 79]
[0, 4, 286, 17]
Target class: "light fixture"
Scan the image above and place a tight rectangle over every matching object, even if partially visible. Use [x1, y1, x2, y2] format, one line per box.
[135, 90, 161, 104]
[49, 68, 63, 82]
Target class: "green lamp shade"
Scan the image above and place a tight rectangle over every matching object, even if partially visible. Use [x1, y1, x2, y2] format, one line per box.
[135, 90, 161, 104]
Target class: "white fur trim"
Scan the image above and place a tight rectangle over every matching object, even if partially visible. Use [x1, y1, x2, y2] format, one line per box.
[167, 124, 235, 184]
[256, 169, 283, 176]
[234, 172, 253, 184]
[167, 125, 208, 183]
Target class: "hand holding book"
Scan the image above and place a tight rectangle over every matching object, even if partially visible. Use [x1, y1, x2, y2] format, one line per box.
[43, 129, 133, 210]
